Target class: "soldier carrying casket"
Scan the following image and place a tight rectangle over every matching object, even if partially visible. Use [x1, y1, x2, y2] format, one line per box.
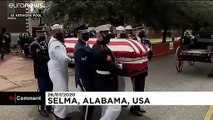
[115, 26, 127, 38]
[74, 24, 95, 120]
[125, 25, 133, 38]
[93, 24, 128, 91]
[132, 24, 153, 60]
[48, 24, 71, 120]
[127, 24, 151, 116]
[92, 24, 128, 120]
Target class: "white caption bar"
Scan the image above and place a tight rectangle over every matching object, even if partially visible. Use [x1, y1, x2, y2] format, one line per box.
[46, 92, 213, 105]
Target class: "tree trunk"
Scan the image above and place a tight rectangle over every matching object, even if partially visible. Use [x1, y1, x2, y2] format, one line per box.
[162, 27, 167, 42]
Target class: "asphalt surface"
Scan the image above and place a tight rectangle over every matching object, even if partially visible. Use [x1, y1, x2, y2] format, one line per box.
[0, 53, 212, 120]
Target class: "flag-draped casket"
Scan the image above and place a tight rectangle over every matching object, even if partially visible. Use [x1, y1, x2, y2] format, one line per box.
[65, 38, 149, 72]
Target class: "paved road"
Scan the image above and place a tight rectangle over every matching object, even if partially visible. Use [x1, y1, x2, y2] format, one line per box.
[0, 53, 212, 120]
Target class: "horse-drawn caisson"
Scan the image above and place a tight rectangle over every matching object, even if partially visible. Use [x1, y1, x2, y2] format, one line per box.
[175, 29, 213, 72]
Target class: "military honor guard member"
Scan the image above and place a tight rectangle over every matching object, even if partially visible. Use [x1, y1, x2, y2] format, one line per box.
[125, 25, 133, 38]
[128, 24, 151, 116]
[48, 24, 71, 120]
[133, 24, 153, 61]
[93, 24, 128, 120]
[115, 26, 127, 38]
[74, 24, 95, 120]
[30, 26, 53, 117]
[132, 24, 150, 47]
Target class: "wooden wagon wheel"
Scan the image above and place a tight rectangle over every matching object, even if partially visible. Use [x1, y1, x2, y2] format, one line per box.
[188, 61, 195, 65]
[175, 46, 183, 72]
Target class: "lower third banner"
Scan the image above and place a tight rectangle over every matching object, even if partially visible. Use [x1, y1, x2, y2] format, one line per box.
[0, 92, 45, 105]
[46, 92, 213, 106]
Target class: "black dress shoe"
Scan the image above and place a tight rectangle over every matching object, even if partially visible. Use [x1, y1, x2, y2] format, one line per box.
[53, 113, 72, 120]
[46, 107, 54, 114]
[137, 108, 146, 113]
[39, 110, 49, 117]
[130, 107, 142, 116]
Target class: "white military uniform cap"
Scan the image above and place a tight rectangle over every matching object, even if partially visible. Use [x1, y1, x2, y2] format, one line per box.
[94, 24, 111, 33]
[51, 24, 63, 30]
[116, 26, 125, 31]
[125, 25, 132, 30]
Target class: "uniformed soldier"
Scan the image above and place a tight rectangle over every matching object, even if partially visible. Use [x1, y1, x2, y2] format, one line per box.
[132, 24, 151, 48]
[30, 26, 53, 117]
[93, 24, 128, 120]
[125, 25, 133, 38]
[115, 26, 127, 38]
[132, 24, 153, 60]
[48, 24, 71, 120]
[129, 24, 150, 116]
[74, 24, 95, 120]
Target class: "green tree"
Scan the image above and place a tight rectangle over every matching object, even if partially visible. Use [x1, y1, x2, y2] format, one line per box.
[44, 0, 213, 41]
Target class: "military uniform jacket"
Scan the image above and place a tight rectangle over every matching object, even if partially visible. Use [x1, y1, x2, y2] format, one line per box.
[30, 38, 50, 78]
[132, 36, 152, 48]
[74, 39, 95, 89]
[48, 37, 71, 91]
[92, 42, 127, 91]
[92, 42, 125, 76]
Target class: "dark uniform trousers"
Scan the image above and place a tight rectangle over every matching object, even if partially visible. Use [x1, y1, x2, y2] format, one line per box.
[131, 36, 149, 111]
[37, 75, 53, 111]
[74, 39, 95, 120]
[78, 78, 95, 120]
[30, 39, 53, 111]
[131, 74, 145, 91]
[94, 74, 118, 91]
[37, 76, 52, 92]
[35, 69, 53, 112]
[131, 73, 146, 110]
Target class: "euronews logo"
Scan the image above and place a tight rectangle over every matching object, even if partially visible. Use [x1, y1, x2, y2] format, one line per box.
[8, 1, 45, 9]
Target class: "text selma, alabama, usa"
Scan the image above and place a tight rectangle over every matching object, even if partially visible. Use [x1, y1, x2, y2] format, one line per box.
[46, 92, 150, 105]
[47, 97, 150, 105]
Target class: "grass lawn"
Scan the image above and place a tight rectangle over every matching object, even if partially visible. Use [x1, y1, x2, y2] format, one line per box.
[150, 37, 180, 43]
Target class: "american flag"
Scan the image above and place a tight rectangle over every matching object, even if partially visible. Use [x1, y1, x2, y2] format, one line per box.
[65, 38, 149, 71]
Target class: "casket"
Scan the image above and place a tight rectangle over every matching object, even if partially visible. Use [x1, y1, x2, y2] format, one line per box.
[65, 38, 149, 72]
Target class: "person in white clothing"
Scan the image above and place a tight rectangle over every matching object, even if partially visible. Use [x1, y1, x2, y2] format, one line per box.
[48, 24, 71, 120]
